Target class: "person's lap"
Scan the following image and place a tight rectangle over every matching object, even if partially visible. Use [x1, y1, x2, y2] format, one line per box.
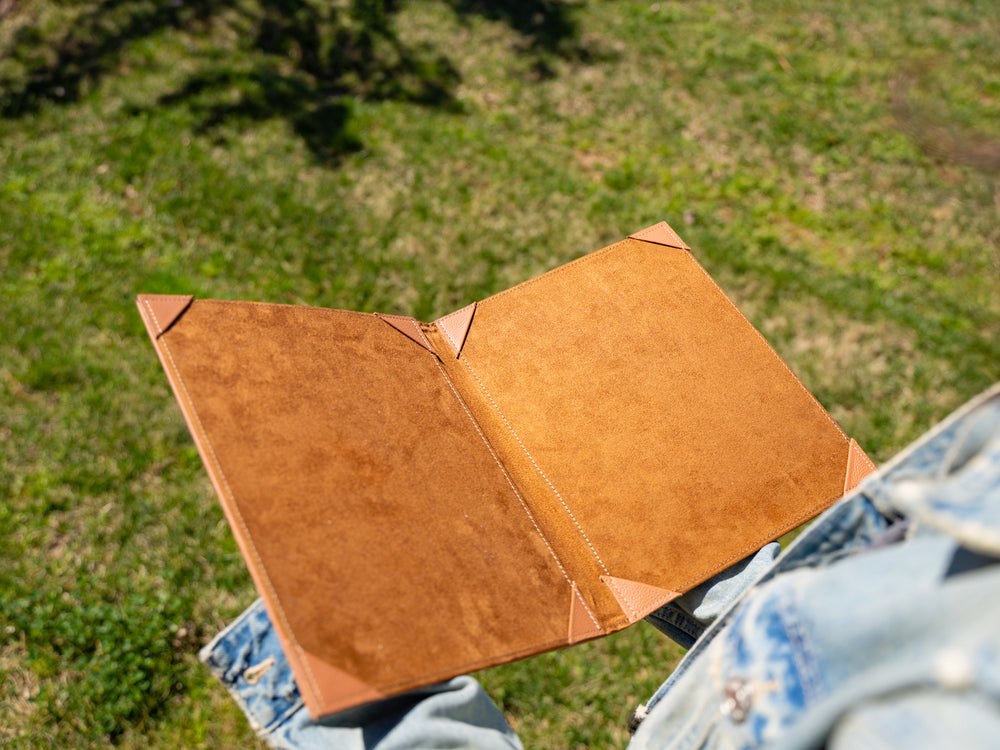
[203, 384, 1000, 749]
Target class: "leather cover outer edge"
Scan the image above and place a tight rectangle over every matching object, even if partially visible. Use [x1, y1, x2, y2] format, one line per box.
[136, 222, 876, 716]
[136, 295, 348, 717]
[136, 295, 588, 718]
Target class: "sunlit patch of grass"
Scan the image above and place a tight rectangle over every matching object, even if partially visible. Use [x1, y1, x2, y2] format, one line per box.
[478, 624, 686, 749]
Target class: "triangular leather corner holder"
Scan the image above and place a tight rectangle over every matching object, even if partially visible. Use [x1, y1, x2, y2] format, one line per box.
[136, 294, 194, 338]
[297, 647, 384, 717]
[568, 582, 602, 644]
[375, 313, 435, 354]
[628, 221, 690, 251]
[843, 438, 877, 495]
[601, 576, 681, 624]
[434, 302, 476, 358]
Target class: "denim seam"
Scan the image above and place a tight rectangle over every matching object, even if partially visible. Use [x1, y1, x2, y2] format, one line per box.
[200, 599, 268, 659]
[780, 585, 824, 705]
[198, 602, 306, 734]
[647, 609, 702, 641]
[225, 680, 304, 736]
[678, 646, 728, 750]
[203, 655, 306, 734]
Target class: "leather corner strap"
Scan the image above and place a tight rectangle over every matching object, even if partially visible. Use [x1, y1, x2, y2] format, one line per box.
[136, 294, 194, 339]
[375, 313, 436, 354]
[376, 304, 477, 358]
[844, 438, 877, 495]
[568, 582, 604, 644]
[629, 221, 690, 251]
[601, 576, 680, 625]
[434, 302, 476, 358]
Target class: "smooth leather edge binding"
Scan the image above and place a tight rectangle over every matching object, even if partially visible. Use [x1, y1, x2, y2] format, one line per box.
[628, 221, 691, 251]
[600, 576, 681, 624]
[136, 294, 194, 338]
[135, 297, 321, 724]
[844, 438, 877, 495]
[137, 298, 387, 722]
[434, 302, 477, 358]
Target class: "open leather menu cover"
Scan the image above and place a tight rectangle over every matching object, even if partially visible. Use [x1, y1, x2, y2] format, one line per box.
[137, 222, 875, 719]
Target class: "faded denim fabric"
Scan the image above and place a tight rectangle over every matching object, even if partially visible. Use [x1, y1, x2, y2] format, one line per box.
[645, 542, 781, 649]
[200, 599, 521, 749]
[201, 599, 300, 735]
[199, 539, 778, 748]
[204, 384, 1000, 749]
[631, 383, 1000, 750]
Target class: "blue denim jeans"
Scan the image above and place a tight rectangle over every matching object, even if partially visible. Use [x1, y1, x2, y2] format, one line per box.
[632, 383, 1000, 749]
[202, 384, 1000, 749]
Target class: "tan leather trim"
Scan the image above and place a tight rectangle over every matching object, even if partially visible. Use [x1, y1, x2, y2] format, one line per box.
[434, 302, 476, 358]
[844, 438, 877, 494]
[601, 576, 680, 623]
[295, 646, 384, 717]
[375, 313, 436, 353]
[628, 221, 690, 251]
[136, 294, 193, 338]
[568, 582, 602, 643]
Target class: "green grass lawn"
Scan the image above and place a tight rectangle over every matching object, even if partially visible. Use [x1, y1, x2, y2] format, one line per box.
[2, 0, 999, 746]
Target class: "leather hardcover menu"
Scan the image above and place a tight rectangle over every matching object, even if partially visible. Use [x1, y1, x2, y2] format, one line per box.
[137, 222, 875, 719]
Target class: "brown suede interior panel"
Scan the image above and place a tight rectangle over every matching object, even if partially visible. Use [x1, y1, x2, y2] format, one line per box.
[426, 323, 630, 628]
[454, 238, 849, 603]
[142, 226, 863, 717]
[157, 301, 572, 702]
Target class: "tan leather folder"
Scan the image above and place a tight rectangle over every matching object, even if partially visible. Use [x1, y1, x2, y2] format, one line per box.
[138, 222, 875, 718]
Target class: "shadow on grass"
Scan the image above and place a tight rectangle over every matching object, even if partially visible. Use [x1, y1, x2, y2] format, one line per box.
[0, 0, 596, 163]
[0, 0, 221, 113]
[153, 0, 463, 162]
[446, 0, 601, 77]
[891, 67, 1000, 175]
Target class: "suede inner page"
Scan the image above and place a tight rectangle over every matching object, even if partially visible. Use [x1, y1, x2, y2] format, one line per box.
[154, 300, 575, 713]
[139, 225, 864, 716]
[426, 323, 631, 628]
[451, 238, 850, 609]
